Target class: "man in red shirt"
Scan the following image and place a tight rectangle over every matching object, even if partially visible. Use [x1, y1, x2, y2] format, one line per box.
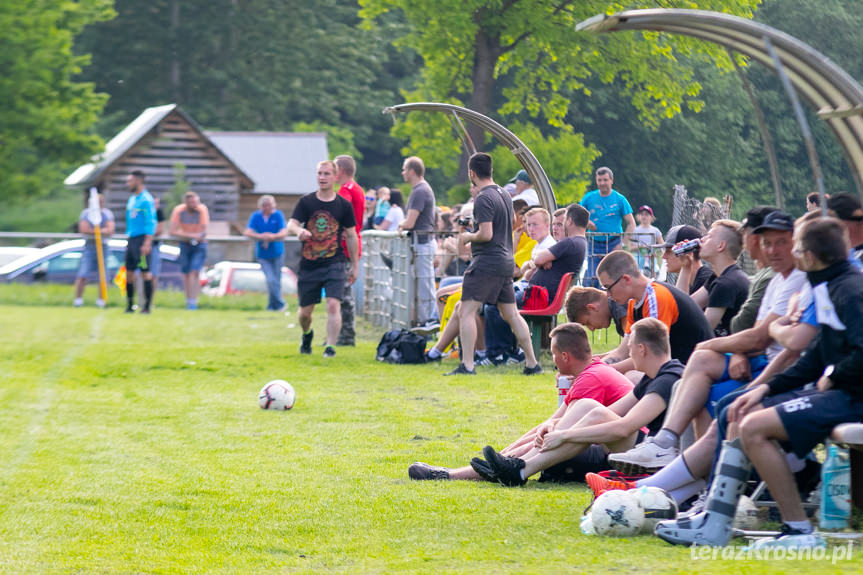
[334, 155, 365, 346]
[408, 322, 633, 481]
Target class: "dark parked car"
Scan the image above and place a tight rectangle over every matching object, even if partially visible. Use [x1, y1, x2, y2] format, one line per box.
[0, 239, 183, 289]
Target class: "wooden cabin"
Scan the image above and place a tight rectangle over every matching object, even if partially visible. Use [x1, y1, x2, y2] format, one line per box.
[65, 104, 254, 232]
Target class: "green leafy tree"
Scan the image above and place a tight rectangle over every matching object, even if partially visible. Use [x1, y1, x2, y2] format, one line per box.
[361, 0, 760, 199]
[0, 0, 114, 202]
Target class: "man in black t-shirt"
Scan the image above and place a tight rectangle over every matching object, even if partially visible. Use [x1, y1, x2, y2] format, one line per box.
[445, 153, 542, 376]
[697, 220, 750, 337]
[287, 160, 359, 358]
[478, 317, 683, 487]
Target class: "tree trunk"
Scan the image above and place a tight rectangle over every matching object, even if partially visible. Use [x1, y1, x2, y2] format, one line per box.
[170, 0, 181, 103]
[457, 28, 499, 182]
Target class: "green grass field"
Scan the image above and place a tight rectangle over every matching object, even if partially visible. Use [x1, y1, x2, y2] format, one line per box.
[0, 291, 859, 573]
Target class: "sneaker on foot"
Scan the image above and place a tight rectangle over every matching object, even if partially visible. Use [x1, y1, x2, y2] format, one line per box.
[470, 457, 497, 482]
[300, 330, 314, 354]
[749, 525, 825, 550]
[482, 445, 526, 487]
[124, 305, 136, 314]
[140, 307, 151, 315]
[444, 363, 476, 376]
[73, 298, 84, 307]
[323, 346, 336, 358]
[475, 354, 494, 367]
[507, 350, 526, 364]
[607, 437, 679, 475]
[523, 364, 543, 376]
[408, 462, 450, 480]
[95, 298, 105, 308]
[424, 350, 442, 362]
[585, 472, 637, 497]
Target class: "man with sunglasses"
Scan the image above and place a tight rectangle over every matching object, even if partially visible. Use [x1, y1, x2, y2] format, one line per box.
[595, 251, 713, 375]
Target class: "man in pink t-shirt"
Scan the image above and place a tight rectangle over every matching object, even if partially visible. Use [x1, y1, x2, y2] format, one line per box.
[408, 323, 634, 481]
[334, 155, 366, 346]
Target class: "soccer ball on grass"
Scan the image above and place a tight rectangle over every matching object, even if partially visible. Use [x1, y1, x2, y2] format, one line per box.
[258, 380, 295, 410]
[590, 490, 644, 536]
[633, 486, 677, 532]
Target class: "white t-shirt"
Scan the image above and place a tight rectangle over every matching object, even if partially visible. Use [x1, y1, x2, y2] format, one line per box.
[511, 187, 540, 207]
[756, 268, 807, 361]
[383, 205, 405, 231]
[531, 234, 557, 259]
[632, 224, 662, 247]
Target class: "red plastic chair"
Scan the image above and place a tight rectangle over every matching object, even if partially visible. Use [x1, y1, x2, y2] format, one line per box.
[520, 272, 575, 359]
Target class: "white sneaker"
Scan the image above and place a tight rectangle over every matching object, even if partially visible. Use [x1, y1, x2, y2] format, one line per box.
[749, 527, 825, 550]
[73, 298, 84, 307]
[608, 438, 679, 474]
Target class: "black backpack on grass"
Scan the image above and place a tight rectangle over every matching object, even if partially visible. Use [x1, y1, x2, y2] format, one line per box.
[376, 329, 427, 364]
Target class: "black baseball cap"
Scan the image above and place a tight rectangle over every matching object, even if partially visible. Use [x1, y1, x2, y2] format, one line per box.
[657, 224, 701, 248]
[754, 210, 794, 234]
[740, 206, 777, 230]
[827, 193, 863, 221]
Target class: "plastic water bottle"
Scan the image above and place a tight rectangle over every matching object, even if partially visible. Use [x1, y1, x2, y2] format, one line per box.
[820, 441, 851, 529]
[556, 374, 573, 406]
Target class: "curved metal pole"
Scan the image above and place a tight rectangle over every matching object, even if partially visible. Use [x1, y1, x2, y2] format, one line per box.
[576, 9, 863, 202]
[764, 37, 826, 214]
[384, 102, 558, 211]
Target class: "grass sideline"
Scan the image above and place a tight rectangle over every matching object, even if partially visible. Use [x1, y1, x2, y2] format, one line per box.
[0, 303, 857, 573]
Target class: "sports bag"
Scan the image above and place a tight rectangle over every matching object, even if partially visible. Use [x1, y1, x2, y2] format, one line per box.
[376, 329, 427, 364]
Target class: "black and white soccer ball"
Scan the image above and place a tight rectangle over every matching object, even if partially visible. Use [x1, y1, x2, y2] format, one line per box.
[633, 486, 678, 532]
[258, 380, 295, 410]
[590, 490, 644, 536]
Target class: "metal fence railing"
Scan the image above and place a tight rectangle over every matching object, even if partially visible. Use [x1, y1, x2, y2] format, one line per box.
[360, 230, 412, 330]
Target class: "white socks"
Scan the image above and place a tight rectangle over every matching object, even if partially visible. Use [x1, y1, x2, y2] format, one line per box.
[637, 455, 696, 492]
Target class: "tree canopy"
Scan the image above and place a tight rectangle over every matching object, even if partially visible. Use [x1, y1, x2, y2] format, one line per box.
[0, 0, 114, 202]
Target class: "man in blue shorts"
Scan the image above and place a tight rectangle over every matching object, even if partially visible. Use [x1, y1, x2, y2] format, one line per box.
[73, 193, 115, 308]
[655, 216, 863, 550]
[170, 192, 209, 310]
[579, 167, 635, 287]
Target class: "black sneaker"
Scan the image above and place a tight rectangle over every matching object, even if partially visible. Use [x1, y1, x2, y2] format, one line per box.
[408, 462, 450, 480]
[299, 330, 313, 354]
[124, 306, 135, 314]
[323, 346, 336, 358]
[140, 307, 151, 315]
[523, 364, 543, 376]
[470, 457, 498, 482]
[335, 339, 355, 347]
[482, 445, 526, 487]
[444, 363, 476, 376]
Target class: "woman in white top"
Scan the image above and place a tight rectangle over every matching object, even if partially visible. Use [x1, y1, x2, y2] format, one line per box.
[376, 189, 405, 231]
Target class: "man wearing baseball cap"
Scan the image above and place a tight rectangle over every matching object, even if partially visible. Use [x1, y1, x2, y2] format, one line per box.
[828, 193, 863, 263]
[507, 169, 539, 207]
[660, 224, 715, 299]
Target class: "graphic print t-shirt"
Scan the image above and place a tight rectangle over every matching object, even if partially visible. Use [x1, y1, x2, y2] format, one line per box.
[291, 192, 356, 270]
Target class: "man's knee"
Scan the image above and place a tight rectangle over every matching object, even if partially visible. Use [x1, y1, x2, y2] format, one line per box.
[298, 306, 314, 320]
[582, 405, 615, 425]
[325, 298, 341, 314]
[684, 349, 727, 380]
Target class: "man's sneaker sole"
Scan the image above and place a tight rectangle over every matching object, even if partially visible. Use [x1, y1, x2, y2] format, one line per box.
[523, 364, 543, 376]
[606, 458, 668, 476]
[470, 457, 497, 482]
[408, 462, 450, 481]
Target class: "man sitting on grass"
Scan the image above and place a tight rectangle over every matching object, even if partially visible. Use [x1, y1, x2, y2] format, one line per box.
[475, 317, 683, 487]
[408, 323, 633, 481]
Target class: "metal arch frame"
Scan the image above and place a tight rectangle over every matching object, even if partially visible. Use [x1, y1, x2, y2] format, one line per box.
[383, 103, 558, 211]
[576, 9, 863, 201]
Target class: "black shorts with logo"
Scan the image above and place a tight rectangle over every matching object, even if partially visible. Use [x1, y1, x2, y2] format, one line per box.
[298, 262, 346, 307]
[125, 235, 152, 273]
[460, 268, 515, 305]
[769, 388, 863, 458]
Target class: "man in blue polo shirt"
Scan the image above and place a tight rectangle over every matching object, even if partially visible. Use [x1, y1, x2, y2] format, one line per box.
[124, 170, 157, 313]
[580, 167, 635, 287]
[244, 195, 288, 311]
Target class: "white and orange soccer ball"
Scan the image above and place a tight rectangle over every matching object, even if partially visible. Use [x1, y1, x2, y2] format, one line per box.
[258, 380, 295, 411]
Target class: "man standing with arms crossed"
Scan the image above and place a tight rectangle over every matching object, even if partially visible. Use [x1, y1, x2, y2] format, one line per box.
[580, 167, 636, 287]
[334, 155, 365, 346]
[169, 191, 209, 310]
[124, 170, 157, 314]
[287, 161, 360, 358]
[398, 156, 438, 328]
[446, 153, 542, 376]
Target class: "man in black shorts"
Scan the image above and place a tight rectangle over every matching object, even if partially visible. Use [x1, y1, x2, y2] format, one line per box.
[655, 217, 863, 550]
[446, 153, 541, 376]
[287, 160, 359, 358]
